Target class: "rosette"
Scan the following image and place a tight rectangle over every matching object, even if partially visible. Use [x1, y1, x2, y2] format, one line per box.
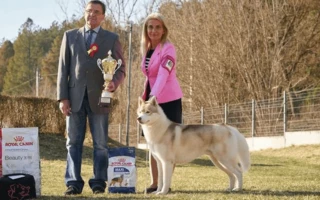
[87, 43, 98, 57]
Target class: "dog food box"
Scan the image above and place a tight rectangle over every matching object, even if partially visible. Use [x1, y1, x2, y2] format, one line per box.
[0, 127, 41, 197]
[107, 147, 136, 193]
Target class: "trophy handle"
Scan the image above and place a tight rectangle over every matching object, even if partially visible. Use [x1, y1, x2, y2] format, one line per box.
[114, 59, 122, 72]
[97, 58, 104, 73]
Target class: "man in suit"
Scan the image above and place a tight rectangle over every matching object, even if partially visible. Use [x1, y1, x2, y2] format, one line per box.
[57, 0, 126, 195]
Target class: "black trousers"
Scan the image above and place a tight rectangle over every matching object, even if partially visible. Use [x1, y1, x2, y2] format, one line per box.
[146, 81, 182, 123]
[159, 98, 182, 123]
[142, 82, 182, 136]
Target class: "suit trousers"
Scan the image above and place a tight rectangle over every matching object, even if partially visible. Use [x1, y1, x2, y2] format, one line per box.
[65, 92, 109, 192]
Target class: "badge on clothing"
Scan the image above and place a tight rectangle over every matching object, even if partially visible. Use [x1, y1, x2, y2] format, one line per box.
[162, 56, 175, 72]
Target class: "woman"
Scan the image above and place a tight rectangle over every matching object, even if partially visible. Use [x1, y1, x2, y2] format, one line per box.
[140, 12, 183, 193]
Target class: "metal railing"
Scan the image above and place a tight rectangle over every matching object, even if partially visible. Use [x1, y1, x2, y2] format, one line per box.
[108, 88, 320, 146]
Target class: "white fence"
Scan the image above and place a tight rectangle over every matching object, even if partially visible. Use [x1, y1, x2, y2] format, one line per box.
[247, 131, 320, 151]
[109, 88, 320, 148]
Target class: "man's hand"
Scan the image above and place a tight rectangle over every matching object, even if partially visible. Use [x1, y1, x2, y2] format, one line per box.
[59, 99, 72, 116]
[106, 81, 116, 92]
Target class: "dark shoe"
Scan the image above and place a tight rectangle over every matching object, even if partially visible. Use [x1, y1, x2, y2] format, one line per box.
[144, 187, 158, 194]
[92, 186, 105, 194]
[145, 187, 157, 193]
[145, 187, 172, 193]
[65, 186, 81, 195]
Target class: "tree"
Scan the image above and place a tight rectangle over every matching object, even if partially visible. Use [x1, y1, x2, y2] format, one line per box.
[2, 18, 45, 96]
[160, 0, 320, 111]
[0, 40, 14, 93]
[40, 20, 81, 98]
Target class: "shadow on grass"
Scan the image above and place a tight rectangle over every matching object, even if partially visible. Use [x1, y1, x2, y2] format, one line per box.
[39, 133, 282, 169]
[187, 158, 283, 167]
[233, 189, 320, 197]
[39, 133, 68, 161]
[37, 196, 155, 200]
[252, 163, 282, 167]
[39, 133, 102, 161]
[39, 133, 148, 167]
[189, 158, 214, 166]
[171, 189, 320, 197]
[37, 189, 320, 199]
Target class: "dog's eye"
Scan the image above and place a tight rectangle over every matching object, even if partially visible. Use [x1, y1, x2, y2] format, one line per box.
[146, 111, 150, 114]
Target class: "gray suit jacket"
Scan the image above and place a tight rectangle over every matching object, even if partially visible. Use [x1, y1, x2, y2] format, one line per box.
[57, 27, 126, 114]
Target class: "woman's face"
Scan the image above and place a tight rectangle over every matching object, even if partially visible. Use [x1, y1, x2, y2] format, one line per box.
[147, 19, 165, 45]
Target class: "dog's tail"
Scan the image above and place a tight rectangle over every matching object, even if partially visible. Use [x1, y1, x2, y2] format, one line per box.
[237, 132, 251, 172]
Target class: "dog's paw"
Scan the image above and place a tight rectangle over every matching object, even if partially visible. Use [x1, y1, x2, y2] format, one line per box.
[155, 188, 170, 195]
[232, 187, 242, 192]
[155, 191, 167, 195]
[151, 190, 159, 194]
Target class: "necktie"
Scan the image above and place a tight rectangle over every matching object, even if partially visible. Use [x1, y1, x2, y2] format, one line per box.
[86, 30, 94, 50]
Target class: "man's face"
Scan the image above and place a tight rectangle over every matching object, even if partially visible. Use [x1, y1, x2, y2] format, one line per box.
[84, 3, 105, 29]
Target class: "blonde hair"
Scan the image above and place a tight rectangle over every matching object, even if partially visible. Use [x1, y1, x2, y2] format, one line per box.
[140, 13, 169, 56]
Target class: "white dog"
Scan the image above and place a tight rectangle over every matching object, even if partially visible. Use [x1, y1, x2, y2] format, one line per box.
[137, 96, 250, 195]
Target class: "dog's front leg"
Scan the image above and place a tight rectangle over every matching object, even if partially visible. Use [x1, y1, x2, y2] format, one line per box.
[156, 161, 173, 195]
[155, 156, 163, 194]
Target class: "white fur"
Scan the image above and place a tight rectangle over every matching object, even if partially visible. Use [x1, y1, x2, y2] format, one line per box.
[137, 96, 251, 195]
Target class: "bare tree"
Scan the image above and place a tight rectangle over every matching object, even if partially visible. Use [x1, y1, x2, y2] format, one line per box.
[161, 0, 320, 112]
[103, 0, 140, 24]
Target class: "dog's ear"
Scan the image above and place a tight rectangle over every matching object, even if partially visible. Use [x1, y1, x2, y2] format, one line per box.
[138, 96, 144, 106]
[149, 96, 157, 106]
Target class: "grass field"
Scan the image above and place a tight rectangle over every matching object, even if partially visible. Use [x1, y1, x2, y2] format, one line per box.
[38, 133, 320, 199]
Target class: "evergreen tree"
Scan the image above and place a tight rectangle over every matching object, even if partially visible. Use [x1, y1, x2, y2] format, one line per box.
[40, 19, 84, 98]
[0, 40, 14, 93]
[40, 35, 62, 98]
[3, 18, 45, 96]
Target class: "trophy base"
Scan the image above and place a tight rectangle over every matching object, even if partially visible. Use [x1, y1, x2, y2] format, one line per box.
[99, 97, 111, 107]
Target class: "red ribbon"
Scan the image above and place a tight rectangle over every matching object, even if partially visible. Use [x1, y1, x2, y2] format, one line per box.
[87, 43, 98, 57]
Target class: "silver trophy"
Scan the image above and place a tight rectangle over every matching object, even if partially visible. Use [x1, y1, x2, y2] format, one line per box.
[97, 50, 122, 107]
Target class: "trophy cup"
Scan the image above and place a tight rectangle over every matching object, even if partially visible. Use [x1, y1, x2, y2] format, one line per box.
[97, 50, 122, 107]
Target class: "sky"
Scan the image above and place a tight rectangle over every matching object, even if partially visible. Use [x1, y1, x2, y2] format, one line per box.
[0, 0, 82, 42]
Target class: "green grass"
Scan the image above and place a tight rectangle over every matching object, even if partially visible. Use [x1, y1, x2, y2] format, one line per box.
[38, 133, 320, 199]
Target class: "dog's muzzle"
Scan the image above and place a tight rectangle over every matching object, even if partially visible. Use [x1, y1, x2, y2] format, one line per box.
[137, 117, 143, 124]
